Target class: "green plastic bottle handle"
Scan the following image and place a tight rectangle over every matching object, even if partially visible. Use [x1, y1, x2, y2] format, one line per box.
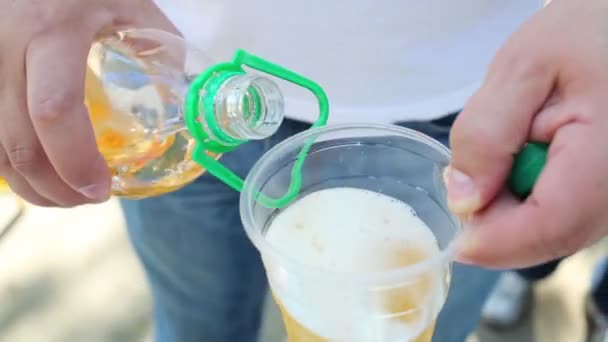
[185, 50, 329, 209]
[509, 142, 549, 199]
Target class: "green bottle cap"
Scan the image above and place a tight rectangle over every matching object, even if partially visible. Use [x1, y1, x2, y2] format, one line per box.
[508, 142, 549, 200]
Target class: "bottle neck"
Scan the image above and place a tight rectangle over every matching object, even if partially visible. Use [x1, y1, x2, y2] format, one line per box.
[201, 73, 285, 145]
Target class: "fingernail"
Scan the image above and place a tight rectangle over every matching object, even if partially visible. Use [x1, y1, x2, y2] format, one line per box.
[79, 183, 110, 201]
[445, 166, 481, 215]
[79, 156, 112, 201]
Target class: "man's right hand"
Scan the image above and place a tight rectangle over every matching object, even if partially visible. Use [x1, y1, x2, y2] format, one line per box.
[0, 0, 177, 207]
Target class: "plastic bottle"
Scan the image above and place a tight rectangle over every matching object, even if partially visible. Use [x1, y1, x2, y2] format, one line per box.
[84, 28, 328, 199]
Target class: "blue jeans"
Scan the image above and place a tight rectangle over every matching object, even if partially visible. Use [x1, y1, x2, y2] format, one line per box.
[121, 118, 500, 342]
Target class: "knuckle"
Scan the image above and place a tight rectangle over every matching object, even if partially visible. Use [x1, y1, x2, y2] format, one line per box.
[6, 3, 55, 36]
[30, 90, 78, 122]
[30, 2, 63, 29]
[489, 51, 549, 83]
[5, 143, 45, 174]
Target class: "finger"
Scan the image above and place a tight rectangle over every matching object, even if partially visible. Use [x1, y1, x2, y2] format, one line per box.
[530, 95, 600, 143]
[457, 126, 606, 268]
[0, 145, 54, 207]
[26, 26, 111, 201]
[448, 49, 557, 215]
[132, 0, 182, 35]
[2, 171, 56, 207]
[0, 61, 99, 207]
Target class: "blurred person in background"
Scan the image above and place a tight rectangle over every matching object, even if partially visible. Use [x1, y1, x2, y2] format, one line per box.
[481, 257, 608, 341]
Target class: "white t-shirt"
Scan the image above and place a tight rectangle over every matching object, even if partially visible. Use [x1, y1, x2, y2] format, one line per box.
[154, 0, 543, 124]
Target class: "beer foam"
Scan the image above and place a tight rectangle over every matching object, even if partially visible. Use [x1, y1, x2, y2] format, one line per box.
[265, 187, 443, 341]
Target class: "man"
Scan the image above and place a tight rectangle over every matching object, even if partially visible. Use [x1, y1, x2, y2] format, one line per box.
[2, 0, 607, 341]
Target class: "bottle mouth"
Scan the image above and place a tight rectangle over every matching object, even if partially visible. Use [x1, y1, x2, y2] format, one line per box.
[213, 74, 285, 141]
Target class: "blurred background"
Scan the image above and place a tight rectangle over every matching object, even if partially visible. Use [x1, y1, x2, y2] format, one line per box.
[1, 191, 606, 342]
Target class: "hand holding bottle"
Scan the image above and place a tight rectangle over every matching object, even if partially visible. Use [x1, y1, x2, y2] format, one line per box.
[0, 0, 177, 207]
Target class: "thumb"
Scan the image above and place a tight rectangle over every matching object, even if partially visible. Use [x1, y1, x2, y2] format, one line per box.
[457, 129, 607, 268]
[448, 53, 556, 215]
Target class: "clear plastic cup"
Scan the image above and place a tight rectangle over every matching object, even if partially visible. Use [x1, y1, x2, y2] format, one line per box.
[240, 124, 461, 342]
